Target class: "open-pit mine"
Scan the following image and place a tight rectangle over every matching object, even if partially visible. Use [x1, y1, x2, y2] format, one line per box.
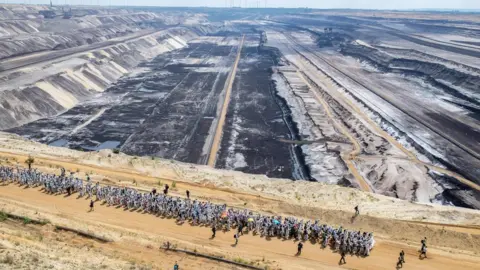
[1, 4, 480, 270]
[1, 5, 480, 209]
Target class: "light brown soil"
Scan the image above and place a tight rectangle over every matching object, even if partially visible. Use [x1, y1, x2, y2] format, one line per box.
[0, 215, 231, 270]
[1, 184, 479, 270]
[1, 132, 480, 269]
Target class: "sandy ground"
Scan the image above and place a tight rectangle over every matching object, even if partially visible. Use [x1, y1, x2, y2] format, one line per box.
[0, 212, 232, 270]
[0, 132, 480, 269]
[1, 176, 479, 270]
[0, 132, 479, 226]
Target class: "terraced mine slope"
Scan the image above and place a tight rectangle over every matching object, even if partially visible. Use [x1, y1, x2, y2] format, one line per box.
[260, 12, 480, 207]
[0, 5, 211, 131]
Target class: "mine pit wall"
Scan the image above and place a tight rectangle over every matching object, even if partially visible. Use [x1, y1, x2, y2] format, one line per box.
[340, 44, 480, 106]
[215, 38, 311, 180]
[269, 73, 312, 181]
[338, 44, 480, 180]
[271, 70, 349, 184]
[375, 46, 480, 75]
[285, 23, 480, 185]
[327, 74, 480, 204]
[0, 12, 163, 60]
[0, 28, 201, 130]
[428, 172, 480, 209]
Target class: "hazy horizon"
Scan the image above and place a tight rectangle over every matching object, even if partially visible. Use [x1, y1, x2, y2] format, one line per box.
[6, 0, 480, 10]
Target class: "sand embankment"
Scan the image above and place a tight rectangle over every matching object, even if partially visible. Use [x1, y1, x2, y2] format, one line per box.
[0, 132, 480, 269]
[0, 131, 479, 269]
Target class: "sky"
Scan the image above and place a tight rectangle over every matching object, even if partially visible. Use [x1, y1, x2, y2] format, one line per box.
[6, 0, 480, 10]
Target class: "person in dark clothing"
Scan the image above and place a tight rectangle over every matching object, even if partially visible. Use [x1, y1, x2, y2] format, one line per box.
[420, 244, 427, 259]
[297, 242, 303, 255]
[234, 233, 238, 245]
[340, 250, 346, 264]
[186, 190, 190, 199]
[396, 255, 403, 268]
[164, 184, 169, 195]
[421, 237, 427, 247]
[152, 188, 157, 195]
[89, 200, 94, 212]
[238, 223, 244, 235]
[400, 250, 405, 263]
[419, 238, 427, 259]
[173, 261, 179, 270]
[354, 205, 359, 216]
[211, 226, 216, 238]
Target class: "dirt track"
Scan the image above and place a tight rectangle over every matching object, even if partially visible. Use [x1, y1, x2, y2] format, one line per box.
[1, 135, 480, 269]
[296, 70, 371, 192]
[1, 184, 479, 270]
[1, 148, 480, 234]
[207, 35, 245, 167]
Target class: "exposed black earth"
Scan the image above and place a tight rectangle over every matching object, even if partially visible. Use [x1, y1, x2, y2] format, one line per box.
[9, 33, 308, 180]
[216, 45, 310, 179]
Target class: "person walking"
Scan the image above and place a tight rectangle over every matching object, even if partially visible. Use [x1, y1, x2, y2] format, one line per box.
[238, 223, 244, 236]
[186, 190, 190, 199]
[396, 255, 403, 268]
[212, 226, 216, 238]
[339, 250, 346, 265]
[297, 242, 303, 255]
[173, 261, 179, 270]
[234, 233, 239, 246]
[400, 250, 405, 263]
[89, 200, 94, 212]
[420, 244, 427, 259]
[354, 205, 359, 216]
[419, 238, 427, 259]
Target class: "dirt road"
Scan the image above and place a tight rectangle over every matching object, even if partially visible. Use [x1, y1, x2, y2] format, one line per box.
[207, 35, 245, 167]
[296, 70, 372, 192]
[1, 144, 480, 237]
[1, 184, 479, 270]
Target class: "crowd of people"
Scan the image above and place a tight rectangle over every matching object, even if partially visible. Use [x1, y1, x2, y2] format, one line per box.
[0, 165, 377, 258]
